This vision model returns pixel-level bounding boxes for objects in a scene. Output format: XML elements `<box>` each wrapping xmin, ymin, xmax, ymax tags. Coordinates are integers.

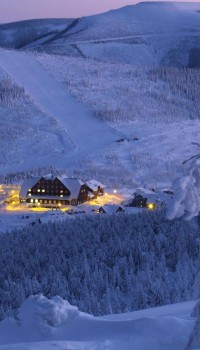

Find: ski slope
<box><xmin>0</xmin><ymin>49</ymin><xmax>117</xmax><ymax>172</ymax></box>
<box><xmin>0</xmin><ymin>295</ymin><xmax>196</xmax><ymax>350</ymax></box>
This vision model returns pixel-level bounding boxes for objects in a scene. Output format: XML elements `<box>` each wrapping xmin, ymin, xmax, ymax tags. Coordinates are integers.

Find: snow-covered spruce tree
<box><xmin>166</xmin><ymin>151</ymin><xmax>200</xmax><ymax>350</ymax></box>
<box><xmin>167</xmin><ymin>152</ymin><xmax>200</xmax><ymax>220</ymax></box>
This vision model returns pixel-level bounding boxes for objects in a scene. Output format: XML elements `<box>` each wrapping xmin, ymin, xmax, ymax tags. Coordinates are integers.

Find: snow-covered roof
<box><xmin>133</xmin><ymin>187</ymin><xmax>156</xmax><ymax>196</ymax></box>
<box><xmin>86</xmin><ymin>180</ymin><xmax>105</xmax><ymax>191</ymax></box>
<box><xmin>61</xmin><ymin>178</ymin><xmax>84</xmax><ymax>199</ymax></box>
<box><xmin>99</xmin><ymin>205</ymin><xmax>124</xmax><ymax>214</ymax></box>
<box><xmin>19</xmin><ymin>177</ymin><xmax>41</xmax><ymax>198</ymax></box>
<box><xmin>133</xmin><ymin>191</ymin><xmax>169</xmax><ymax>204</ymax></box>
<box><xmin>43</xmin><ymin>174</ymin><xmax>57</xmax><ymax>181</ymax></box>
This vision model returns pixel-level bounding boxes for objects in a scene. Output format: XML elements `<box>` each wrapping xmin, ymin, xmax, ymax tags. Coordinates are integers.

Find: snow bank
<box><xmin>0</xmin><ymin>295</ymin><xmax>83</xmax><ymax>345</ymax></box>
<box><xmin>19</xmin><ymin>295</ymin><xmax>80</xmax><ymax>332</ymax></box>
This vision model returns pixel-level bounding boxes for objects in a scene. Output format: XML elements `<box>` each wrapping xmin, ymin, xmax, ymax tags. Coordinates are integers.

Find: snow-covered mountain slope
<box><xmin>19</xmin><ymin>2</ymin><xmax>200</xmax><ymax>67</ymax></box>
<box><xmin>33</xmin><ymin>53</ymin><xmax>200</xmax><ymax>187</ymax></box>
<box><xmin>0</xmin><ymin>49</ymin><xmax>117</xmax><ymax>175</ymax></box>
<box><xmin>1</xmin><ymin>48</ymin><xmax>200</xmax><ymax>187</ymax></box>
<box><xmin>1</xmin><ymin>3</ymin><xmax>200</xmax><ymax>65</ymax></box>
<box><xmin>0</xmin><ymin>295</ymin><xmax>196</xmax><ymax>350</ymax></box>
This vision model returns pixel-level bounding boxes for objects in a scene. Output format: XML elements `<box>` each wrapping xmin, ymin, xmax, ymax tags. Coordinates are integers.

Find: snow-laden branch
<box><xmin>167</xmin><ymin>157</ymin><xmax>200</xmax><ymax>220</ymax></box>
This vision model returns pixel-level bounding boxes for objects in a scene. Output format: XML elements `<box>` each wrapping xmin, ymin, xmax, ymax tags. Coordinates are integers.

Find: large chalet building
<box><xmin>20</xmin><ymin>175</ymin><xmax>89</xmax><ymax>207</ymax></box>
<box><xmin>20</xmin><ymin>175</ymin><xmax>105</xmax><ymax>207</ymax></box>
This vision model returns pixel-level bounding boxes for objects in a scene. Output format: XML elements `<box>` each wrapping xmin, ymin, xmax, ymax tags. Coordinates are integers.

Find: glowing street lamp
<box><xmin>147</xmin><ymin>203</ymin><xmax>155</xmax><ymax>210</ymax></box>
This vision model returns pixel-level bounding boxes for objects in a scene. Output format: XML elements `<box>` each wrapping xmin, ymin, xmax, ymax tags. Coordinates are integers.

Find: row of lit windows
<box><xmin>30</xmin><ymin>199</ymin><xmax>69</xmax><ymax>204</ymax></box>
<box><xmin>28</xmin><ymin>189</ymin><xmax>66</xmax><ymax>195</ymax></box>
<box><xmin>36</xmin><ymin>185</ymin><xmax>63</xmax><ymax>189</ymax></box>
<box><xmin>29</xmin><ymin>193</ymin><xmax>65</xmax><ymax>198</ymax></box>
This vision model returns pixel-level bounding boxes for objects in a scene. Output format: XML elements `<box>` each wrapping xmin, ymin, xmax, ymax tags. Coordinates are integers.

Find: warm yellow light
<box><xmin>11</xmin><ymin>190</ymin><xmax>14</xmax><ymax>194</ymax></box>
<box><xmin>58</xmin><ymin>203</ymin><xmax>61</xmax><ymax>207</ymax></box>
<box><xmin>105</xmin><ymin>193</ymin><xmax>108</xmax><ymax>196</ymax></box>
<box><xmin>148</xmin><ymin>203</ymin><xmax>154</xmax><ymax>210</ymax></box>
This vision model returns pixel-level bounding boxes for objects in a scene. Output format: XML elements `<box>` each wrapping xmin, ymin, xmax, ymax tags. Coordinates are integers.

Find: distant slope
<box><xmin>1</xmin><ymin>2</ymin><xmax>200</xmax><ymax>66</ymax></box>
<box><xmin>0</xmin><ymin>18</ymin><xmax>74</xmax><ymax>49</ymax></box>
<box><xmin>13</xmin><ymin>1</ymin><xmax>200</xmax><ymax>67</ymax></box>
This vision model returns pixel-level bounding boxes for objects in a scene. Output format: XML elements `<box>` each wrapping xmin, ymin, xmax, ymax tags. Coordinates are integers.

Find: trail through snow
<box><xmin>0</xmin><ymin>49</ymin><xmax>117</xmax><ymax>172</ymax></box>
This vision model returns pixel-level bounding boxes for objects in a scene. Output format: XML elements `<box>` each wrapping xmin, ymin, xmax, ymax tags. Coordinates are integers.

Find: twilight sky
<box><xmin>1</xmin><ymin>0</ymin><xmax>199</xmax><ymax>23</ymax></box>
<box><xmin>0</xmin><ymin>0</ymin><xmax>183</xmax><ymax>23</ymax></box>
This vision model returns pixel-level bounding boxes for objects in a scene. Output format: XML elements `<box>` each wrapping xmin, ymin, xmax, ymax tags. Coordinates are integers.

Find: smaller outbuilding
<box><xmin>129</xmin><ymin>193</ymin><xmax>147</xmax><ymax>208</ymax></box>
<box><xmin>97</xmin><ymin>205</ymin><xmax>125</xmax><ymax>214</ymax></box>
<box><xmin>86</xmin><ymin>180</ymin><xmax>105</xmax><ymax>198</ymax></box>
<box><xmin>124</xmin><ymin>188</ymin><xmax>168</xmax><ymax>210</ymax></box>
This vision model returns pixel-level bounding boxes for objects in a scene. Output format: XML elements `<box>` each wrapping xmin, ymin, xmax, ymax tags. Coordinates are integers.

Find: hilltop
<box><xmin>1</xmin><ymin>2</ymin><xmax>200</xmax><ymax>66</ymax></box>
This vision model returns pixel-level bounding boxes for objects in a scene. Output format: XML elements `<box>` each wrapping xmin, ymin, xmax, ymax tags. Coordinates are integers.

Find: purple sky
<box><xmin>0</xmin><ymin>0</ymin><xmax>188</xmax><ymax>23</ymax></box>
<box><xmin>1</xmin><ymin>0</ymin><xmax>199</xmax><ymax>23</ymax></box>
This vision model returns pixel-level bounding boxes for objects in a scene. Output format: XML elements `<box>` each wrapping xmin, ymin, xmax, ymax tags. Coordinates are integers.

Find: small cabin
<box><xmin>128</xmin><ymin>194</ymin><xmax>147</xmax><ymax>208</ymax></box>
<box><xmin>98</xmin><ymin>205</ymin><xmax>125</xmax><ymax>214</ymax></box>
<box><xmin>86</xmin><ymin>180</ymin><xmax>105</xmax><ymax>198</ymax></box>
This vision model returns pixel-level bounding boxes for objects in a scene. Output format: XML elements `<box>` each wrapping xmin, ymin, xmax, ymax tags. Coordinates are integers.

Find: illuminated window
<box><xmin>35</xmin><ymin>199</ymin><xmax>38</xmax><ymax>203</ymax></box>
<box><xmin>37</xmin><ymin>189</ymin><xmax>41</xmax><ymax>192</ymax></box>
<box><xmin>60</xmin><ymin>195</ymin><xmax>63</xmax><ymax>197</ymax></box>
<box><xmin>30</xmin><ymin>199</ymin><xmax>34</xmax><ymax>203</ymax></box>
<box><xmin>28</xmin><ymin>193</ymin><xmax>31</xmax><ymax>196</ymax></box>
<box><xmin>42</xmin><ymin>189</ymin><xmax>45</xmax><ymax>193</ymax></box>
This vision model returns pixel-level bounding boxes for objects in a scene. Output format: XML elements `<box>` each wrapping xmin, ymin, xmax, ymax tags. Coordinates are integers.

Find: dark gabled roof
<box><xmin>99</xmin><ymin>205</ymin><xmax>124</xmax><ymax>214</ymax></box>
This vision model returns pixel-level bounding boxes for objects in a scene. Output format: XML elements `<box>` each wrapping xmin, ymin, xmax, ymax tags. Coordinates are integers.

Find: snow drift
<box><xmin>0</xmin><ymin>295</ymin><xmax>196</xmax><ymax>350</ymax></box>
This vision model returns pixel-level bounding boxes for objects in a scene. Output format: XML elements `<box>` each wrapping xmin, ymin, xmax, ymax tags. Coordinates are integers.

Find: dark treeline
<box><xmin>0</xmin><ymin>211</ymin><xmax>200</xmax><ymax>319</ymax></box>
